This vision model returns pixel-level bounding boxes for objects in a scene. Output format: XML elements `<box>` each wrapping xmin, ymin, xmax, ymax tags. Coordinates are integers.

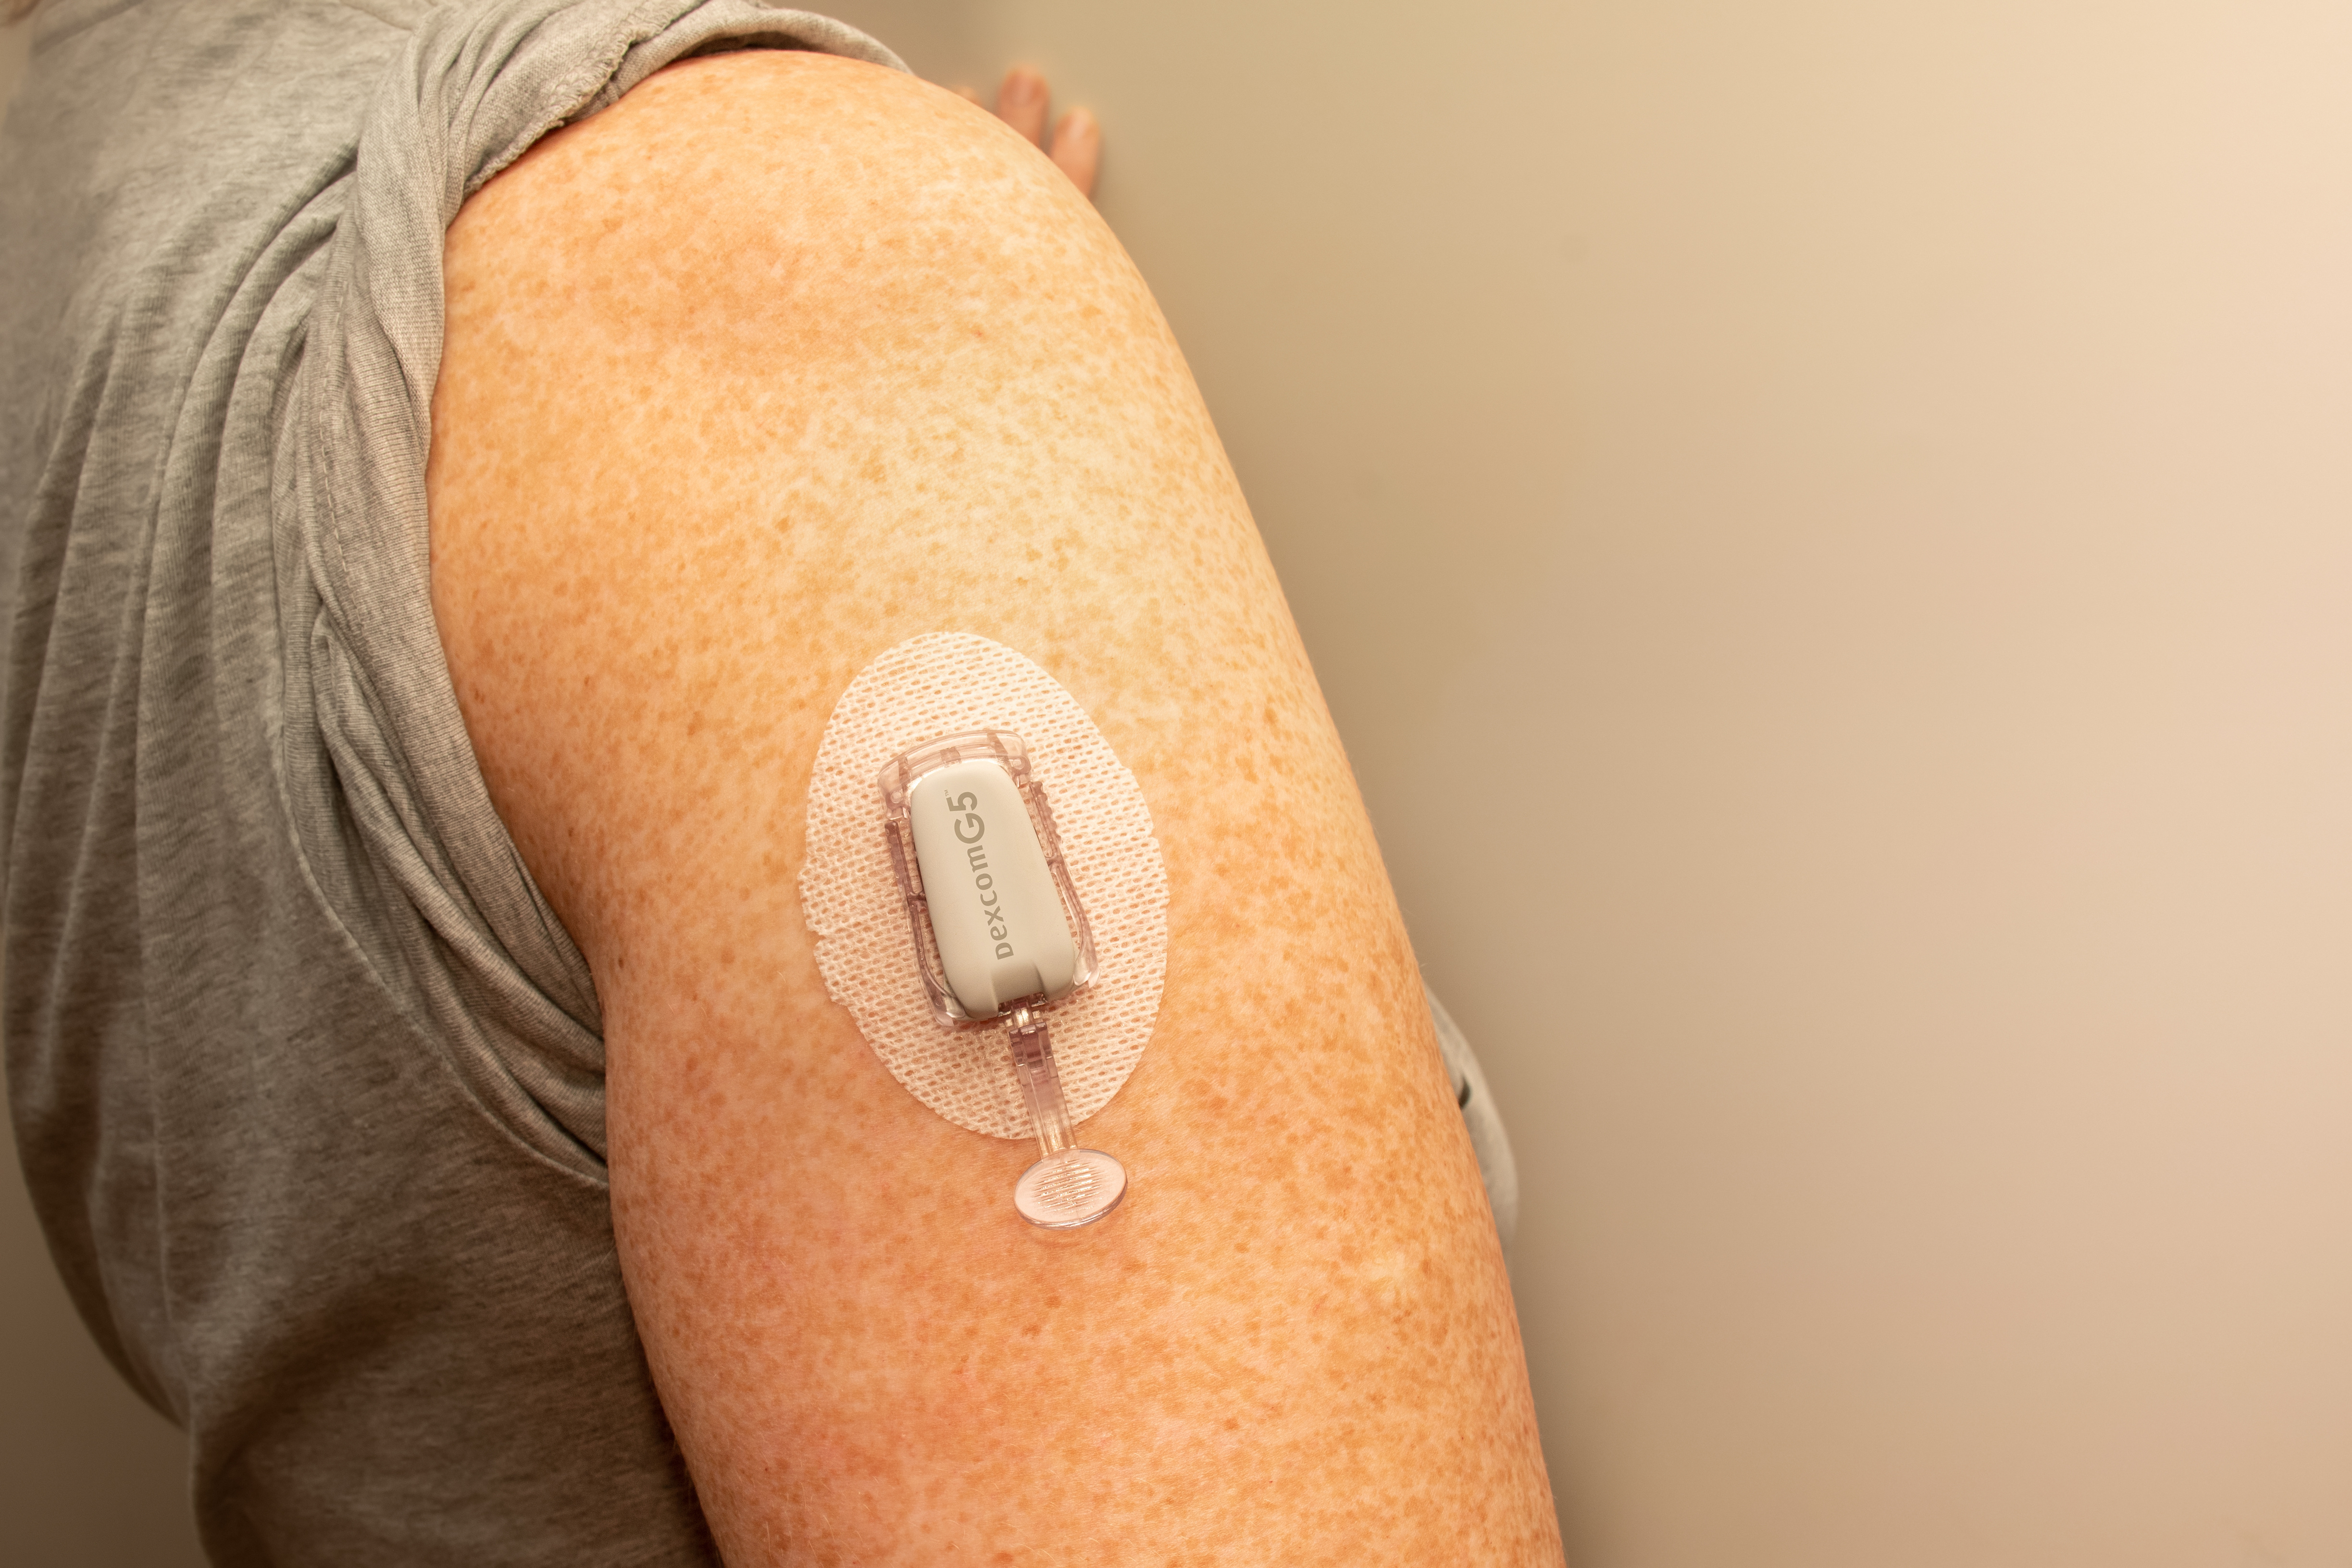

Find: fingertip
<box><xmin>998</xmin><ymin>63</ymin><xmax>1047</xmax><ymax>102</ymax></box>
<box><xmin>996</xmin><ymin>64</ymin><xmax>1049</xmax><ymax>146</ymax></box>
<box><xmin>1048</xmin><ymin>107</ymin><xmax>1100</xmax><ymax>201</ymax></box>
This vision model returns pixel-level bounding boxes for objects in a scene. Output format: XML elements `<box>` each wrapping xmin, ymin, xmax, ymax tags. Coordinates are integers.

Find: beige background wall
<box><xmin>9</xmin><ymin>2</ymin><xmax>2352</xmax><ymax>1563</ymax></box>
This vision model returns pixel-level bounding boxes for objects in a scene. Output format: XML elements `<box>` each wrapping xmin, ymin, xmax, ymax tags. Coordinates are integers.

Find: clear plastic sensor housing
<box><xmin>878</xmin><ymin>730</ymin><xmax>1125</xmax><ymax>1228</ymax></box>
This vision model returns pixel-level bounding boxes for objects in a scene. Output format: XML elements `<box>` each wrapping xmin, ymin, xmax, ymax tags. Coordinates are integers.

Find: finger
<box><xmin>995</xmin><ymin>64</ymin><xmax>1049</xmax><ymax>147</ymax></box>
<box><xmin>950</xmin><ymin>85</ymin><xmax>984</xmax><ymax>107</ymax></box>
<box><xmin>1047</xmin><ymin>107</ymin><xmax>1100</xmax><ymax>200</ymax></box>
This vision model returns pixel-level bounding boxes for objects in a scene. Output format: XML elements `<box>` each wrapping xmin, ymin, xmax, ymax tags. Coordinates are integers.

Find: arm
<box><xmin>427</xmin><ymin>50</ymin><xmax>1560</xmax><ymax>1566</ymax></box>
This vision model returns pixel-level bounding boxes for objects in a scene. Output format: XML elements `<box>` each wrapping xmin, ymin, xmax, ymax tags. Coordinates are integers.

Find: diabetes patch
<box><xmin>799</xmin><ymin>633</ymin><xmax>1170</xmax><ymax>1140</ymax></box>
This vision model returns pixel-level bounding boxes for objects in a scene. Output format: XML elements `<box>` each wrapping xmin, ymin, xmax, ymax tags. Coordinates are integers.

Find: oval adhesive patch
<box><xmin>799</xmin><ymin>633</ymin><xmax>1170</xmax><ymax>1140</ymax></box>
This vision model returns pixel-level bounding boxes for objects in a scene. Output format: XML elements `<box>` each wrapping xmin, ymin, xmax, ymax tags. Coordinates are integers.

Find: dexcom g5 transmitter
<box><xmin>905</xmin><ymin>758</ymin><xmax>1086</xmax><ymax>1017</ymax></box>
<box><xmin>881</xmin><ymin>730</ymin><xmax>1127</xmax><ymax>1227</ymax></box>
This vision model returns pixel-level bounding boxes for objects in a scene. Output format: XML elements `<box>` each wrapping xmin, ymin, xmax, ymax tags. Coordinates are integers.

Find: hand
<box><xmin>955</xmin><ymin>64</ymin><xmax>1100</xmax><ymax>199</ymax></box>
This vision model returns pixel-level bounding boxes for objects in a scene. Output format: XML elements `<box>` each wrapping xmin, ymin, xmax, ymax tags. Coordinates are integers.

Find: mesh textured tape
<box><xmin>801</xmin><ymin>633</ymin><xmax>1170</xmax><ymax>1139</ymax></box>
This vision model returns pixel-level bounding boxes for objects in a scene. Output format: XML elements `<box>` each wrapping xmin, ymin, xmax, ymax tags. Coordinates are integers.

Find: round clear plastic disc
<box><xmin>1014</xmin><ymin>1148</ymin><xmax>1128</xmax><ymax>1228</ymax></box>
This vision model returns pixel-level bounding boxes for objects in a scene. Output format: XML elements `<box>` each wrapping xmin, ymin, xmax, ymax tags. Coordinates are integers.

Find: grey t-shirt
<box><xmin>0</xmin><ymin>3</ymin><xmax>899</xmax><ymax>1561</ymax></box>
<box><xmin>0</xmin><ymin>2</ymin><xmax>1519</xmax><ymax>1561</ymax></box>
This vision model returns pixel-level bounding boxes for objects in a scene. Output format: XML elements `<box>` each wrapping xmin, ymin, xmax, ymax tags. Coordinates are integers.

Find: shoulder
<box><xmin>444</xmin><ymin>48</ymin><xmax>1113</xmax><ymax>356</ymax></box>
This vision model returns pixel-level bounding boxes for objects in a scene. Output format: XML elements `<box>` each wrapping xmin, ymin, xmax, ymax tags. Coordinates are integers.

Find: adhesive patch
<box><xmin>801</xmin><ymin>633</ymin><xmax>1170</xmax><ymax>1140</ymax></box>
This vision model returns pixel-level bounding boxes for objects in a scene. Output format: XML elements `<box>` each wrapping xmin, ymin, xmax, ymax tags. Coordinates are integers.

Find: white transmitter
<box><xmin>880</xmin><ymin>731</ymin><xmax>1127</xmax><ymax>1228</ymax></box>
<box><xmin>907</xmin><ymin>760</ymin><xmax>1082</xmax><ymax>1017</ymax></box>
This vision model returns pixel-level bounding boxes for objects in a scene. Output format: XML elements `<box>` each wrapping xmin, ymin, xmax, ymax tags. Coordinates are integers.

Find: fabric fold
<box><xmin>287</xmin><ymin>0</ymin><xmax>903</xmax><ymax>1163</ymax></box>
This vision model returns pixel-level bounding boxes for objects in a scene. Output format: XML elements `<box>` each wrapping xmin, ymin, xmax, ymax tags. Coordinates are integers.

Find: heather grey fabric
<box><xmin>0</xmin><ymin>1</ymin><xmax>1521</xmax><ymax>1560</ymax></box>
<box><xmin>0</xmin><ymin>3</ymin><xmax>899</xmax><ymax>1562</ymax></box>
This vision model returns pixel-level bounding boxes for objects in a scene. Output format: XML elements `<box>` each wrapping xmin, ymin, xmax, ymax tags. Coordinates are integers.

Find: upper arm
<box><xmin>426</xmin><ymin>50</ymin><xmax>1559</xmax><ymax>1565</ymax></box>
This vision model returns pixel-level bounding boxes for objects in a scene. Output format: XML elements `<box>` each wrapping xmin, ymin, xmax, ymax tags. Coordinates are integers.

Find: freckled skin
<box><xmin>428</xmin><ymin>51</ymin><xmax>1561</xmax><ymax>1568</ymax></box>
